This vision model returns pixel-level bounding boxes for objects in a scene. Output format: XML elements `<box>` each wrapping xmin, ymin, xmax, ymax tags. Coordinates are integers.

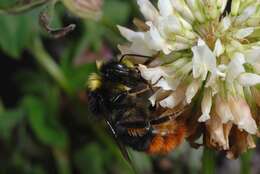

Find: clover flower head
<box><xmin>118</xmin><ymin>0</ymin><xmax>260</xmax><ymax>158</ymax></box>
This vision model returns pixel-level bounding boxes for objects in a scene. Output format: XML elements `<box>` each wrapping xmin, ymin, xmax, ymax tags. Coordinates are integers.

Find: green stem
<box><xmin>202</xmin><ymin>148</ymin><xmax>216</xmax><ymax>174</ymax></box>
<box><xmin>0</xmin><ymin>99</ymin><xmax>4</xmax><ymax>113</ymax></box>
<box><xmin>52</xmin><ymin>148</ymin><xmax>72</xmax><ymax>174</ymax></box>
<box><xmin>91</xmin><ymin>124</ymin><xmax>135</xmax><ymax>173</ymax></box>
<box><xmin>0</xmin><ymin>0</ymin><xmax>49</xmax><ymax>14</ymax></box>
<box><xmin>240</xmin><ymin>151</ymin><xmax>252</xmax><ymax>174</ymax></box>
<box><xmin>30</xmin><ymin>37</ymin><xmax>73</xmax><ymax>95</ymax></box>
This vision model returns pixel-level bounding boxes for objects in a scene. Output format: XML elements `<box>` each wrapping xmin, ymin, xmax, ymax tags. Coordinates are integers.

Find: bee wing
<box><xmin>105</xmin><ymin>120</ymin><xmax>133</xmax><ymax>164</ymax></box>
<box><xmin>105</xmin><ymin>120</ymin><xmax>137</xmax><ymax>173</ymax></box>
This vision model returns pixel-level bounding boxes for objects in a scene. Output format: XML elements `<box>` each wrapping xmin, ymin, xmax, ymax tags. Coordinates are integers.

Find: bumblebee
<box><xmin>87</xmin><ymin>54</ymin><xmax>187</xmax><ymax>161</ymax></box>
<box><xmin>87</xmin><ymin>54</ymin><xmax>155</xmax><ymax>161</ymax></box>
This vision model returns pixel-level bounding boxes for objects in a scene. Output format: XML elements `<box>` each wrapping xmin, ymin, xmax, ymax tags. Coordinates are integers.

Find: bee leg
<box><xmin>128</xmin><ymin>76</ymin><xmax>162</xmax><ymax>97</ymax></box>
<box><xmin>144</xmin><ymin>76</ymin><xmax>163</xmax><ymax>94</ymax></box>
<box><xmin>127</xmin><ymin>86</ymin><xmax>150</xmax><ymax>97</ymax></box>
<box><xmin>110</xmin><ymin>91</ymin><xmax>128</xmax><ymax>105</ymax></box>
<box><xmin>152</xmin><ymin>76</ymin><xmax>164</xmax><ymax>86</ymax></box>
<box><xmin>147</xmin><ymin>83</ymin><xmax>154</xmax><ymax>93</ymax></box>
<box><xmin>143</xmin><ymin>56</ymin><xmax>156</xmax><ymax>66</ymax></box>
<box><xmin>143</xmin><ymin>52</ymin><xmax>160</xmax><ymax>66</ymax></box>
<box><xmin>119</xmin><ymin>53</ymin><xmax>160</xmax><ymax>69</ymax></box>
<box><xmin>119</xmin><ymin>54</ymin><xmax>153</xmax><ymax>62</ymax></box>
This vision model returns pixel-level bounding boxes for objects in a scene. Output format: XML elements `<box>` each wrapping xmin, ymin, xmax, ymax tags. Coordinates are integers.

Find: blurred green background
<box><xmin>0</xmin><ymin>0</ymin><xmax>259</xmax><ymax>173</ymax></box>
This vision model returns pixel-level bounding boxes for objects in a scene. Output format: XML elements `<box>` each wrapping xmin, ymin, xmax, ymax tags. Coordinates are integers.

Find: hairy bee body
<box><xmin>87</xmin><ymin>56</ymin><xmax>187</xmax><ymax>158</ymax></box>
<box><xmin>116</xmin><ymin>107</ymin><xmax>188</xmax><ymax>154</ymax></box>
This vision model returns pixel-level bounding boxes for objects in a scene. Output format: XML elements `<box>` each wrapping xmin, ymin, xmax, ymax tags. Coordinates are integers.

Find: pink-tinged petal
<box><xmin>228</xmin><ymin>96</ymin><xmax>257</xmax><ymax>134</ymax></box>
<box><xmin>206</xmin><ymin>113</ymin><xmax>230</xmax><ymax>150</ymax></box>
<box><xmin>215</xmin><ymin>95</ymin><xmax>234</xmax><ymax>123</ymax></box>
<box><xmin>247</xmin><ymin>135</ymin><xmax>256</xmax><ymax>149</ymax></box>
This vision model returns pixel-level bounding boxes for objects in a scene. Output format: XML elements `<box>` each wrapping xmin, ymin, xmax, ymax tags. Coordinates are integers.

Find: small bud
<box><xmin>62</xmin><ymin>0</ymin><xmax>103</xmax><ymax>20</ymax></box>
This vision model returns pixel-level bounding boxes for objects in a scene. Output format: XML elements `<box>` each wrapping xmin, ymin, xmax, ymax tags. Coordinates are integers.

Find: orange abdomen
<box><xmin>147</xmin><ymin>124</ymin><xmax>187</xmax><ymax>154</ymax></box>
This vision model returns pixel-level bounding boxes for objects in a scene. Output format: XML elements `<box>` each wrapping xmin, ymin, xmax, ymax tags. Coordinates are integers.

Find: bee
<box><xmin>87</xmin><ymin>54</ymin><xmax>155</xmax><ymax>162</ymax></box>
<box><xmin>87</xmin><ymin>54</ymin><xmax>187</xmax><ymax>161</ymax></box>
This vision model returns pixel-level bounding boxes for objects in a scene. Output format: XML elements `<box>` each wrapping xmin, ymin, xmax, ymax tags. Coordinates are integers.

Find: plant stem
<box><xmin>52</xmin><ymin>148</ymin><xmax>72</xmax><ymax>174</ymax></box>
<box><xmin>0</xmin><ymin>0</ymin><xmax>49</xmax><ymax>14</ymax></box>
<box><xmin>240</xmin><ymin>151</ymin><xmax>252</xmax><ymax>174</ymax></box>
<box><xmin>202</xmin><ymin>148</ymin><xmax>216</xmax><ymax>174</ymax></box>
<box><xmin>91</xmin><ymin>124</ymin><xmax>136</xmax><ymax>174</ymax></box>
<box><xmin>0</xmin><ymin>99</ymin><xmax>4</xmax><ymax>113</ymax></box>
<box><xmin>30</xmin><ymin>37</ymin><xmax>73</xmax><ymax>95</ymax></box>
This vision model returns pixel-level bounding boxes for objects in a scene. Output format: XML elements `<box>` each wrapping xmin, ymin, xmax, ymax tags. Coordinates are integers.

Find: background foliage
<box><xmin>0</xmin><ymin>0</ymin><xmax>259</xmax><ymax>173</ymax></box>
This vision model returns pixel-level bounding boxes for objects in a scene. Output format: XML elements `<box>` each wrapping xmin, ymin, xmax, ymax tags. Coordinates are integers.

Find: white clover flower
<box><xmin>118</xmin><ymin>0</ymin><xmax>260</xmax><ymax>157</ymax></box>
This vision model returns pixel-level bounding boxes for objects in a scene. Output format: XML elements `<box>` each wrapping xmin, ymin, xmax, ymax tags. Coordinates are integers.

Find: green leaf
<box><xmin>103</xmin><ymin>0</ymin><xmax>131</xmax><ymax>25</ymax></box>
<box><xmin>11</xmin><ymin>152</ymin><xmax>46</xmax><ymax>174</ymax></box>
<box><xmin>0</xmin><ymin>10</ymin><xmax>39</xmax><ymax>59</ymax></box>
<box><xmin>60</xmin><ymin>44</ymin><xmax>97</xmax><ymax>93</ymax></box>
<box><xmin>53</xmin><ymin>148</ymin><xmax>72</xmax><ymax>174</ymax></box>
<box><xmin>84</xmin><ymin>21</ymin><xmax>104</xmax><ymax>51</ymax></box>
<box><xmin>15</xmin><ymin>70</ymin><xmax>51</xmax><ymax>96</ymax></box>
<box><xmin>74</xmin><ymin>143</ymin><xmax>106</xmax><ymax>174</ymax></box>
<box><xmin>129</xmin><ymin>150</ymin><xmax>152</xmax><ymax>174</ymax></box>
<box><xmin>66</xmin><ymin>63</ymin><xmax>96</xmax><ymax>92</ymax></box>
<box><xmin>0</xmin><ymin>109</ymin><xmax>23</xmax><ymax>140</ymax></box>
<box><xmin>0</xmin><ymin>0</ymin><xmax>17</xmax><ymax>8</ymax></box>
<box><xmin>23</xmin><ymin>96</ymin><xmax>68</xmax><ymax>149</ymax></box>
